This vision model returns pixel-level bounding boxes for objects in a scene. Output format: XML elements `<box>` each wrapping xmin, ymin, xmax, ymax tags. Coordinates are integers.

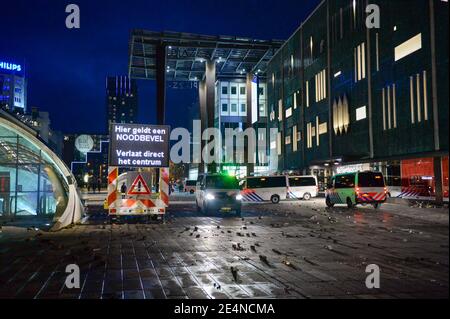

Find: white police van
<box><xmin>287</xmin><ymin>176</ymin><xmax>318</xmax><ymax>200</ymax></box>
<box><xmin>241</xmin><ymin>176</ymin><xmax>288</xmax><ymax>204</ymax></box>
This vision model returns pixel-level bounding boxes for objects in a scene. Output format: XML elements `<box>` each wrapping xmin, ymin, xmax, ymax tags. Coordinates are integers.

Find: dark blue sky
<box><xmin>1</xmin><ymin>0</ymin><xmax>320</xmax><ymax>134</ymax></box>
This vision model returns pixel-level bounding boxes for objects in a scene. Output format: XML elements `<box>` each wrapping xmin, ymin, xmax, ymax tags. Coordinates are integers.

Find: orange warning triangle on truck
<box><xmin>128</xmin><ymin>174</ymin><xmax>151</xmax><ymax>195</ymax></box>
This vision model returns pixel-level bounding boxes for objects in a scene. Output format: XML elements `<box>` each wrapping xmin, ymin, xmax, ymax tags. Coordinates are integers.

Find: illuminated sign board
<box><xmin>75</xmin><ymin>135</ymin><xmax>94</xmax><ymax>153</ymax></box>
<box><xmin>0</xmin><ymin>61</ymin><xmax>22</xmax><ymax>72</ymax></box>
<box><xmin>109</xmin><ymin>123</ymin><xmax>170</xmax><ymax>168</ymax></box>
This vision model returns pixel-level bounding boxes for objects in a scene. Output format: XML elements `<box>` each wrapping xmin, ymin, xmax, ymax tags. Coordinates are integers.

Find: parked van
<box><xmin>325</xmin><ymin>171</ymin><xmax>388</xmax><ymax>209</ymax></box>
<box><xmin>184</xmin><ymin>180</ymin><xmax>197</xmax><ymax>194</ymax></box>
<box><xmin>287</xmin><ymin>176</ymin><xmax>318</xmax><ymax>200</ymax></box>
<box><xmin>241</xmin><ymin>176</ymin><xmax>287</xmax><ymax>204</ymax></box>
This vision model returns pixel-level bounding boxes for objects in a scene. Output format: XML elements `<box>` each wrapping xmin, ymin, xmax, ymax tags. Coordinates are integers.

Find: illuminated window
<box><xmin>285</xmin><ymin>135</ymin><xmax>291</xmax><ymax>145</ymax></box>
<box><xmin>305</xmin><ymin>81</ymin><xmax>310</xmax><ymax>107</ymax></box>
<box><xmin>382</xmin><ymin>84</ymin><xmax>397</xmax><ymax>130</ymax></box>
<box><xmin>278</xmin><ymin>99</ymin><xmax>283</xmax><ymax>121</ymax></box>
<box><xmin>354</xmin><ymin>42</ymin><xmax>366</xmax><ymax>82</ymax></box>
<box><xmin>315</xmin><ymin>69</ymin><xmax>327</xmax><ymax>102</ymax></box>
<box><xmin>277</xmin><ymin>132</ymin><xmax>282</xmax><ymax>155</ymax></box>
<box><xmin>292</xmin><ymin>125</ymin><xmax>298</xmax><ymax>152</ymax></box>
<box><xmin>395</xmin><ymin>33</ymin><xmax>422</xmax><ymax>61</ymax></box>
<box><xmin>409</xmin><ymin>71</ymin><xmax>429</xmax><ymax>124</ymax></box>
<box><xmin>306</xmin><ymin>122</ymin><xmax>312</xmax><ymax>149</ymax></box>
<box><xmin>356</xmin><ymin>106</ymin><xmax>367</xmax><ymax>121</ymax></box>
<box><xmin>285</xmin><ymin>107</ymin><xmax>292</xmax><ymax>118</ymax></box>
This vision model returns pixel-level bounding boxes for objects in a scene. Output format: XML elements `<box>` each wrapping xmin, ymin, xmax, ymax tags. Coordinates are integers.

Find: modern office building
<box><xmin>263</xmin><ymin>0</ymin><xmax>449</xmax><ymax>201</ymax></box>
<box><xmin>106</xmin><ymin>76</ymin><xmax>138</xmax><ymax>132</ymax></box>
<box><xmin>0</xmin><ymin>109</ymin><xmax>82</xmax><ymax>229</ymax></box>
<box><xmin>0</xmin><ymin>59</ymin><xmax>27</xmax><ymax>113</ymax></box>
<box><xmin>214</xmin><ymin>79</ymin><xmax>269</xmax><ymax>177</ymax></box>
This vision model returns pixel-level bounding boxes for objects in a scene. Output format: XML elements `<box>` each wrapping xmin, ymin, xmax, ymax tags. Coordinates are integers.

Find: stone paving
<box><xmin>0</xmin><ymin>199</ymin><xmax>448</xmax><ymax>299</ymax></box>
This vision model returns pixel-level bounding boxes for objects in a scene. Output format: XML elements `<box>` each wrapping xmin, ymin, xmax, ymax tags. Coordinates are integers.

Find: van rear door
<box><xmin>356</xmin><ymin>172</ymin><xmax>387</xmax><ymax>202</ymax></box>
<box><xmin>288</xmin><ymin>176</ymin><xmax>318</xmax><ymax>199</ymax></box>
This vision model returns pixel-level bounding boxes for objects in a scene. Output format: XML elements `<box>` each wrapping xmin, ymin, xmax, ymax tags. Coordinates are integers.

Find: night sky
<box><xmin>1</xmin><ymin>0</ymin><xmax>320</xmax><ymax>134</ymax></box>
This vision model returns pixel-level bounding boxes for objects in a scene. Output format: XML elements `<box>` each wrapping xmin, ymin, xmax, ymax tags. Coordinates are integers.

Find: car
<box><xmin>195</xmin><ymin>174</ymin><xmax>242</xmax><ymax>216</ymax></box>
<box><xmin>325</xmin><ymin>171</ymin><xmax>388</xmax><ymax>209</ymax></box>
<box><xmin>184</xmin><ymin>180</ymin><xmax>197</xmax><ymax>194</ymax></box>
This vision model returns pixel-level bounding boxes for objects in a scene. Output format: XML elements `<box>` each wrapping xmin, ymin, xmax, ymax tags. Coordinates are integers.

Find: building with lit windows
<box><xmin>214</xmin><ymin>79</ymin><xmax>269</xmax><ymax>178</ymax></box>
<box><xmin>0</xmin><ymin>109</ymin><xmax>82</xmax><ymax>229</ymax></box>
<box><xmin>106</xmin><ymin>76</ymin><xmax>138</xmax><ymax>132</ymax></box>
<box><xmin>0</xmin><ymin>59</ymin><xmax>27</xmax><ymax>113</ymax></box>
<box><xmin>263</xmin><ymin>0</ymin><xmax>448</xmax><ymax>202</ymax></box>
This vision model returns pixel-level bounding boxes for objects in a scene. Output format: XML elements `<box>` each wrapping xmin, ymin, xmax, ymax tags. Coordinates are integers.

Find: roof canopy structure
<box><xmin>128</xmin><ymin>30</ymin><xmax>284</xmax><ymax>81</ymax></box>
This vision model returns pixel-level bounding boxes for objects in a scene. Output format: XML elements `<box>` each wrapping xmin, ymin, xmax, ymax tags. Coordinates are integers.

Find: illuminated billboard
<box><xmin>109</xmin><ymin>123</ymin><xmax>170</xmax><ymax>168</ymax></box>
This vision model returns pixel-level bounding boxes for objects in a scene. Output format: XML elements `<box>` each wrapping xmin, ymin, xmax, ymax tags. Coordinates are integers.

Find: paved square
<box><xmin>0</xmin><ymin>199</ymin><xmax>448</xmax><ymax>299</ymax></box>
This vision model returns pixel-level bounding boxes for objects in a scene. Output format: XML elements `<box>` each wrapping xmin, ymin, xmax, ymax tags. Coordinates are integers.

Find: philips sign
<box><xmin>0</xmin><ymin>62</ymin><xmax>22</xmax><ymax>72</ymax></box>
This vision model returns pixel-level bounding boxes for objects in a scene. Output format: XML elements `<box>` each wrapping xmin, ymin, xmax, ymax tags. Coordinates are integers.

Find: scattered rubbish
<box><xmin>250</xmin><ymin>245</ymin><xmax>256</xmax><ymax>252</ymax></box>
<box><xmin>195</xmin><ymin>234</ymin><xmax>200</xmax><ymax>238</ymax></box>
<box><xmin>236</xmin><ymin>232</ymin><xmax>244</xmax><ymax>237</ymax></box>
<box><xmin>232</xmin><ymin>243</ymin><xmax>245</xmax><ymax>251</ymax></box>
<box><xmin>259</xmin><ymin>255</ymin><xmax>270</xmax><ymax>266</ymax></box>
<box><xmin>303</xmin><ymin>257</ymin><xmax>317</xmax><ymax>266</ymax></box>
<box><xmin>216</xmin><ymin>225</ymin><xmax>220</xmax><ymax>229</ymax></box>
<box><xmin>230</xmin><ymin>267</ymin><xmax>239</xmax><ymax>282</ymax></box>
<box><xmin>213</xmin><ymin>283</ymin><xmax>221</xmax><ymax>290</ymax></box>
<box><xmin>194</xmin><ymin>226</ymin><xmax>198</xmax><ymax>232</ymax></box>
<box><xmin>242</xmin><ymin>226</ymin><xmax>247</xmax><ymax>230</ymax></box>
<box><xmin>251</xmin><ymin>233</ymin><xmax>257</xmax><ymax>237</ymax></box>
<box><xmin>272</xmin><ymin>249</ymin><xmax>282</xmax><ymax>255</ymax></box>
<box><xmin>246</xmin><ymin>233</ymin><xmax>250</xmax><ymax>237</ymax></box>
<box><xmin>282</xmin><ymin>259</ymin><xmax>297</xmax><ymax>270</ymax></box>
<box><xmin>325</xmin><ymin>245</ymin><xmax>333</xmax><ymax>251</ymax></box>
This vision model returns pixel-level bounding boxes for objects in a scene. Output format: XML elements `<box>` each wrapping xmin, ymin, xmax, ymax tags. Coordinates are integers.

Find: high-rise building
<box><xmin>106</xmin><ymin>76</ymin><xmax>138</xmax><ymax>132</ymax></box>
<box><xmin>262</xmin><ymin>0</ymin><xmax>449</xmax><ymax>202</ymax></box>
<box><xmin>0</xmin><ymin>59</ymin><xmax>27</xmax><ymax>113</ymax></box>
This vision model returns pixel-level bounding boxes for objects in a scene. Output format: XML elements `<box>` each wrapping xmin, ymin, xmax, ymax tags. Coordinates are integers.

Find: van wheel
<box><xmin>303</xmin><ymin>193</ymin><xmax>311</xmax><ymax>201</ymax></box>
<box><xmin>235</xmin><ymin>209</ymin><xmax>242</xmax><ymax>218</ymax></box>
<box><xmin>347</xmin><ymin>197</ymin><xmax>355</xmax><ymax>209</ymax></box>
<box><xmin>270</xmin><ymin>195</ymin><xmax>280</xmax><ymax>204</ymax></box>
<box><xmin>189</xmin><ymin>189</ymin><xmax>194</xmax><ymax>194</ymax></box>
<box><xmin>373</xmin><ymin>203</ymin><xmax>380</xmax><ymax>209</ymax></box>
<box><xmin>325</xmin><ymin>196</ymin><xmax>334</xmax><ymax>208</ymax></box>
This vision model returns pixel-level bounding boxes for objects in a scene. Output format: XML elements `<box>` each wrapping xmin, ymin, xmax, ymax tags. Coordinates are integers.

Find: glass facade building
<box><xmin>0</xmin><ymin>110</ymin><xmax>82</xmax><ymax>228</ymax></box>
